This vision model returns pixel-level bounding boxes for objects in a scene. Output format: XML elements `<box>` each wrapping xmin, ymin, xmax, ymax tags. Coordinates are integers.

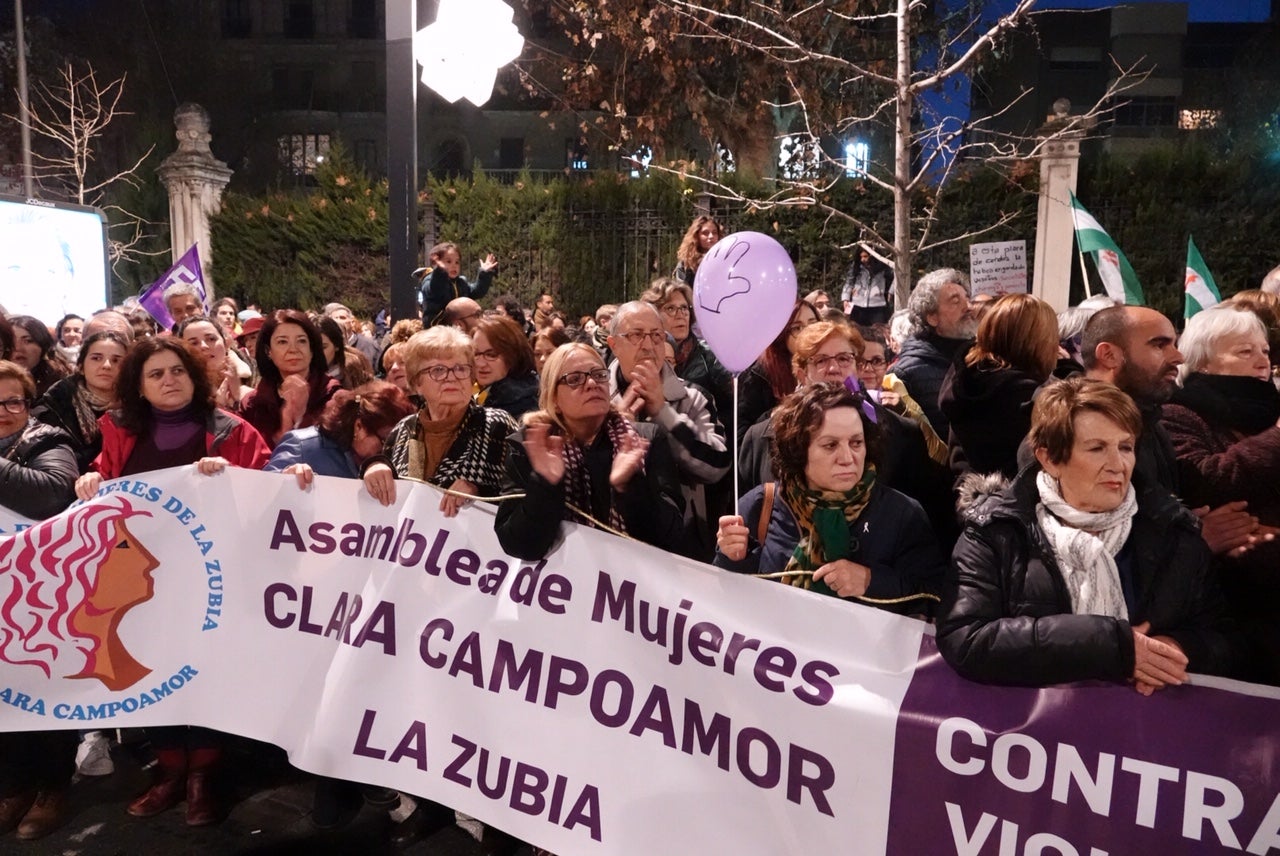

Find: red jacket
<box><xmin>93</xmin><ymin>408</ymin><xmax>271</xmax><ymax>478</ymax></box>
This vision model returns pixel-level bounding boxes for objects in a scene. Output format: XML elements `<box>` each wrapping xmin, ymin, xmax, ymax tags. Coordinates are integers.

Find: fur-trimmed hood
<box><xmin>955</xmin><ymin>469</ymin><xmax>1012</xmax><ymax>523</ymax></box>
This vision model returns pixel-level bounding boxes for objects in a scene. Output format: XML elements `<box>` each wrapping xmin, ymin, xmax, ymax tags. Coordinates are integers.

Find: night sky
<box><xmin>1021</xmin><ymin>0</ymin><xmax>1270</xmax><ymax>22</ymax></box>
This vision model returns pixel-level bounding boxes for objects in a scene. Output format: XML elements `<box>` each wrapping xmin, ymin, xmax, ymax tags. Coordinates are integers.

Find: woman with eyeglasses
<box><xmin>856</xmin><ymin>325</ymin><xmax>947</xmax><ymax>465</ymax></box>
<box><xmin>938</xmin><ymin>293</ymin><xmax>1059</xmax><ymax>479</ymax></box>
<box><xmin>362</xmin><ymin>326</ymin><xmax>516</xmax><ymax>517</ymax></box>
<box><xmin>716</xmin><ymin>382</ymin><xmax>946</xmax><ymax>618</ymax></box>
<box><xmin>739</xmin><ymin>320</ymin><xmax>865</xmax><ymax>493</ymax></box>
<box><xmin>0</xmin><ymin>360</ymin><xmax>79</xmax><ymax>840</ymax></box>
<box><xmin>32</xmin><ymin>331</ymin><xmax>131</xmax><ymax>473</ymax></box>
<box><xmin>240</xmin><ymin>311</ymin><xmax>342</xmax><ymax>449</ymax></box>
<box><xmin>0</xmin><ymin>360</ymin><xmax>78</xmax><ymax>520</ymax></box>
<box><xmin>640</xmin><ymin>276</ymin><xmax>732</xmax><ymax>433</ymax></box>
<box><xmin>472</xmin><ymin>315</ymin><xmax>539</xmax><ymax>420</ymax></box>
<box><xmin>736</xmin><ymin>298</ymin><xmax>820</xmax><ymax>443</ymax></box>
<box><xmin>495</xmin><ymin>343</ymin><xmax>686</xmax><ymax>560</ymax></box>
<box><xmin>739</xmin><ymin>321</ymin><xmax>958</xmax><ymax>547</ymax></box>
<box><xmin>71</xmin><ymin>337</ymin><xmax>269</xmax><ymax>828</ymax></box>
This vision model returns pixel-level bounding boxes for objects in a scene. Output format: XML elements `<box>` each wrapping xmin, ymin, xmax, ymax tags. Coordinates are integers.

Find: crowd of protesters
<box><xmin>1</xmin><ymin>222</ymin><xmax>1278</xmax><ymax>851</ymax></box>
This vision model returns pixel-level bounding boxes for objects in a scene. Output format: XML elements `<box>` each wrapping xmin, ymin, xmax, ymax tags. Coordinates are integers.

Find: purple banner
<box><xmin>888</xmin><ymin>635</ymin><xmax>1280</xmax><ymax>855</ymax></box>
<box><xmin>138</xmin><ymin>244</ymin><xmax>205</xmax><ymax>329</ymax></box>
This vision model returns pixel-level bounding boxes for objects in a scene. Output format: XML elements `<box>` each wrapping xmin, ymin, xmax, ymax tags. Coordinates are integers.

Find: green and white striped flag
<box><xmin>1069</xmin><ymin>192</ymin><xmax>1144</xmax><ymax>305</ymax></box>
<box><xmin>1184</xmin><ymin>236</ymin><xmax>1222</xmax><ymax>319</ymax></box>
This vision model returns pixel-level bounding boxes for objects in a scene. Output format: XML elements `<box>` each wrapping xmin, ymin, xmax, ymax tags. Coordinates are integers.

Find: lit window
<box><xmin>845</xmin><ymin>141</ymin><xmax>870</xmax><ymax>177</ymax></box>
<box><xmin>567</xmin><ymin>137</ymin><xmax>590</xmax><ymax>171</ymax></box>
<box><xmin>278</xmin><ymin>133</ymin><xmax>331</xmax><ymax>176</ymax></box>
<box><xmin>715</xmin><ymin>142</ymin><xmax>736</xmax><ymax>175</ymax></box>
<box><xmin>1179</xmin><ymin>109</ymin><xmax>1223</xmax><ymax>130</ymax></box>
<box><xmin>779</xmin><ymin>135</ymin><xmax>821</xmax><ymax>180</ymax></box>
<box><xmin>626</xmin><ymin>144</ymin><xmax>652</xmax><ymax>178</ymax></box>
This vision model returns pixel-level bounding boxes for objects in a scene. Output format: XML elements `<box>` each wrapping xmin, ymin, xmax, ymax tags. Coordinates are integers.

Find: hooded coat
<box><xmin>938</xmin><ymin>466</ymin><xmax>1240</xmax><ymax>687</ymax></box>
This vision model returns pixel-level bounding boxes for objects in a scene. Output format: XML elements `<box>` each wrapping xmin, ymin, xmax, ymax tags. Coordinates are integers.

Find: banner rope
<box><xmin>396</xmin><ymin>478</ymin><xmax>633</xmax><ymax>539</ymax></box>
<box><xmin>401</xmin><ymin>480</ymin><xmax>941</xmax><ymax>604</ymax></box>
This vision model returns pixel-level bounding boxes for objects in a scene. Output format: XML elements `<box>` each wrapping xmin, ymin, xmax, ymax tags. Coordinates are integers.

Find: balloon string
<box><xmin>732</xmin><ymin>372</ymin><xmax>740</xmax><ymax>511</ymax></box>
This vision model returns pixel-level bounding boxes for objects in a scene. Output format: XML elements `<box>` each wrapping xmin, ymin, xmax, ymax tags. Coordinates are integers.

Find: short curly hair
<box><xmin>1029</xmin><ymin>377</ymin><xmax>1142</xmax><ymax>466</ymax></box>
<box><xmin>770</xmin><ymin>382</ymin><xmax>881</xmax><ymax>485</ymax></box>
<box><xmin>907</xmin><ymin>268</ymin><xmax>969</xmax><ymax>337</ymax></box>
<box><xmin>790</xmin><ymin>321</ymin><xmax>864</xmax><ymax>382</ymax></box>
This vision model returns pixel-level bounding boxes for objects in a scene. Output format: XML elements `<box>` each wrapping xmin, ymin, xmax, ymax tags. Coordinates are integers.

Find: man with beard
<box><xmin>894</xmin><ymin>268</ymin><xmax>977</xmax><ymax>438</ymax></box>
<box><xmin>1082</xmin><ymin>305</ymin><xmax>1271</xmax><ymax>556</ymax></box>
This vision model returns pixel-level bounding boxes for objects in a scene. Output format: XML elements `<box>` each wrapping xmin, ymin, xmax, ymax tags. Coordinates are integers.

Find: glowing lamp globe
<box><xmin>414</xmin><ymin>0</ymin><xmax>524</xmax><ymax>108</ymax></box>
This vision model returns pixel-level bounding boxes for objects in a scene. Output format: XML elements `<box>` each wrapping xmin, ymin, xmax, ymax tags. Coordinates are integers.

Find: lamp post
<box><xmin>384</xmin><ymin>0</ymin><xmax>524</xmax><ymax>322</ymax></box>
<box><xmin>385</xmin><ymin>0</ymin><xmax>422</xmax><ymax>322</ymax></box>
<box><xmin>15</xmin><ymin>0</ymin><xmax>34</xmax><ymax>197</ymax></box>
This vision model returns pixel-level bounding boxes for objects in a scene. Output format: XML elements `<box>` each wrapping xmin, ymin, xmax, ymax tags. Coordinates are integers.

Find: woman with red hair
<box><xmin>736</xmin><ymin>299</ymin><xmax>819</xmax><ymax>442</ymax></box>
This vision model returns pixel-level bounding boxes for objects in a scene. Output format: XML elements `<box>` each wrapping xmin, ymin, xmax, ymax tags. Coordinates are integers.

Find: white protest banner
<box><xmin>968</xmin><ymin>240</ymin><xmax>1027</xmax><ymax>297</ymax></box>
<box><xmin>1</xmin><ymin>468</ymin><xmax>1279</xmax><ymax>855</ymax></box>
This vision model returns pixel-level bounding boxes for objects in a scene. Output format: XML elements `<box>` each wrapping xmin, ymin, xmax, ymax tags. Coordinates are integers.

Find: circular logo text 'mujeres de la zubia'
<box><xmin>0</xmin><ymin>496</ymin><xmax>202</xmax><ymax>721</ymax></box>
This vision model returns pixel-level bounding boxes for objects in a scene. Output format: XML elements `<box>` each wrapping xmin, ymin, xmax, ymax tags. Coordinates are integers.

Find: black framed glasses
<box><xmin>857</xmin><ymin>356</ymin><xmax>887</xmax><ymax>369</ymax></box>
<box><xmin>474</xmin><ymin>349</ymin><xmax>502</xmax><ymax>361</ymax></box>
<box><xmin>414</xmin><ymin>364</ymin><xmax>472</xmax><ymax>383</ymax></box>
<box><xmin>0</xmin><ymin>398</ymin><xmax>29</xmax><ymax>414</ymax></box>
<box><xmin>661</xmin><ymin>304</ymin><xmax>691</xmax><ymax>317</ymax></box>
<box><xmin>557</xmin><ymin>368</ymin><xmax>610</xmax><ymax>389</ymax></box>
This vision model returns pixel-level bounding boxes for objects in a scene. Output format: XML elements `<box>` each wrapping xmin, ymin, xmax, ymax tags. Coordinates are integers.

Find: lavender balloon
<box><xmin>693</xmin><ymin>231</ymin><xmax>798</xmax><ymax>372</ymax></box>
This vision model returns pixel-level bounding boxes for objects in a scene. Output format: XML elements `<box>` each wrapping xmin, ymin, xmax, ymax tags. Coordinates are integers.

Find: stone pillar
<box><xmin>1032</xmin><ymin>99</ymin><xmax>1092</xmax><ymax>312</ymax></box>
<box><xmin>157</xmin><ymin>104</ymin><xmax>233</xmax><ymax>298</ymax></box>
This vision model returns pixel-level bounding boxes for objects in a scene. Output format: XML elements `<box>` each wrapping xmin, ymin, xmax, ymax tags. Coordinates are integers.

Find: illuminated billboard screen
<box><xmin>0</xmin><ymin>194</ymin><xmax>111</xmax><ymax>324</ymax></box>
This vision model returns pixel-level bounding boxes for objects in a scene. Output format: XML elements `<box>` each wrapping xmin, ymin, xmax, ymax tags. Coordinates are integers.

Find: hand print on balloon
<box><xmin>693</xmin><ymin>231</ymin><xmax>798</xmax><ymax>372</ymax></box>
<box><xmin>0</xmin><ymin>497</ymin><xmax>160</xmax><ymax>691</ymax></box>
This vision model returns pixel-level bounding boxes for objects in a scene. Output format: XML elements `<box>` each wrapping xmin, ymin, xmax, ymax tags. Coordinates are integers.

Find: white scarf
<box><xmin>1034</xmin><ymin>470</ymin><xmax>1138</xmax><ymax>620</ymax></box>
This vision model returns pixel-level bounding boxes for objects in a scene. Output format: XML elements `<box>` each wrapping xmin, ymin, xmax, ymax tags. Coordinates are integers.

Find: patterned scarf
<box><xmin>673</xmin><ymin>336</ymin><xmax>696</xmax><ymax>373</ymax></box>
<box><xmin>71</xmin><ymin>376</ymin><xmax>109</xmax><ymax>444</ymax></box>
<box><xmin>386</xmin><ymin>403</ymin><xmax>515</xmax><ymax>494</ymax></box>
<box><xmin>779</xmin><ymin>466</ymin><xmax>876</xmax><ymax>593</ymax></box>
<box><xmin>1034</xmin><ymin>469</ymin><xmax>1137</xmax><ymax>620</ymax></box>
<box><xmin>557</xmin><ymin>411</ymin><xmax>641</xmax><ymax>534</ymax></box>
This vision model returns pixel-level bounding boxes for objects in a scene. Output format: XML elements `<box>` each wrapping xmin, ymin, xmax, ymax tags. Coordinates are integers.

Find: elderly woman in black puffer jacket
<box><xmin>939</xmin><ymin>377</ymin><xmax>1240</xmax><ymax>692</ymax></box>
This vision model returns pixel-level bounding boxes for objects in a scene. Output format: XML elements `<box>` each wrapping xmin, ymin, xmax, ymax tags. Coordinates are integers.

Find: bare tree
<box><xmin>7</xmin><ymin>60</ymin><xmax>164</xmax><ymax>272</ymax></box>
<box><xmin>529</xmin><ymin>0</ymin><xmax>1145</xmax><ymax>302</ymax></box>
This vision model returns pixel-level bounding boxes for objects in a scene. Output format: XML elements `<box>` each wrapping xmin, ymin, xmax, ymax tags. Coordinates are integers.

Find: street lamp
<box><xmin>384</xmin><ymin>0</ymin><xmax>524</xmax><ymax>322</ymax></box>
<box><xmin>414</xmin><ymin>0</ymin><xmax>523</xmax><ymax>108</ymax></box>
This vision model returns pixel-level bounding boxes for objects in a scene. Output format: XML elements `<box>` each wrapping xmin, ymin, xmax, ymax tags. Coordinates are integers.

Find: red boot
<box><xmin>184</xmin><ymin>748</ymin><xmax>222</xmax><ymax>827</ymax></box>
<box><xmin>127</xmin><ymin>749</ymin><xmax>187</xmax><ymax>818</ymax></box>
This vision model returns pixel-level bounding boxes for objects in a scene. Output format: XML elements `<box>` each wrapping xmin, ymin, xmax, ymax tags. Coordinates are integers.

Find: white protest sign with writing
<box><xmin>968</xmin><ymin>240</ymin><xmax>1028</xmax><ymax>297</ymax></box>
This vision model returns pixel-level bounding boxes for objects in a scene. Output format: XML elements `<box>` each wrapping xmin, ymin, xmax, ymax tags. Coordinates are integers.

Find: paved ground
<box><xmin>6</xmin><ymin>736</ymin><xmax>530</xmax><ymax>856</ymax></box>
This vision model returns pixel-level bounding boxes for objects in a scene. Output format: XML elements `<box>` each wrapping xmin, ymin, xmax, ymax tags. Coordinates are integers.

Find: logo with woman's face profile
<box><xmin>0</xmin><ymin>498</ymin><xmax>160</xmax><ymax>691</ymax></box>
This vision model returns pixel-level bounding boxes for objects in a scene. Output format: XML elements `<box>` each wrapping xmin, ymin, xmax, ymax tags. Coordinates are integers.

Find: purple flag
<box><xmin>138</xmin><ymin>244</ymin><xmax>206</xmax><ymax>329</ymax></box>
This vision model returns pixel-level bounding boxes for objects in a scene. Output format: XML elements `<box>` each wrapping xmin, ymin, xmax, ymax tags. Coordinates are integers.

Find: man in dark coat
<box><xmin>894</xmin><ymin>268</ymin><xmax>976</xmax><ymax>438</ymax></box>
<box><xmin>1080</xmin><ymin>305</ymin><xmax>1267</xmax><ymax>557</ymax></box>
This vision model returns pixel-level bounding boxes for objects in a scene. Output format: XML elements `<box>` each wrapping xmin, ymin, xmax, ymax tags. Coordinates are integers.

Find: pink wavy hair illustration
<box><xmin>0</xmin><ymin>497</ymin><xmax>151</xmax><ymax>678</ymax></box>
